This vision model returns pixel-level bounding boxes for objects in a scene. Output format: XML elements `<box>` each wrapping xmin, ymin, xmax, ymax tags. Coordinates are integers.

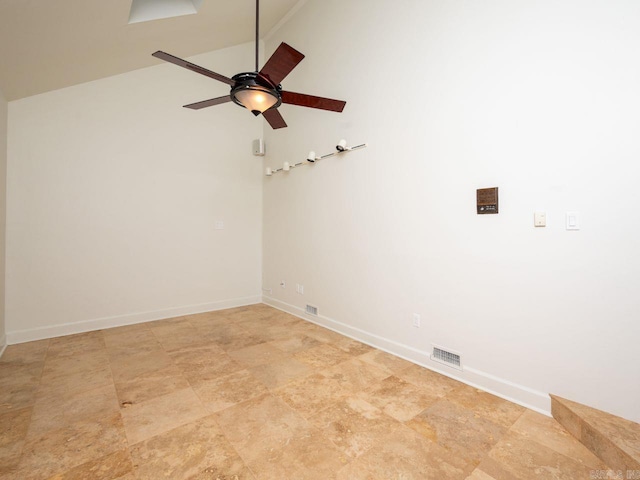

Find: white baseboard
<box><xmin>6</xmin><ymin>295</ymin><xmax>262</xmax><ymax>345</ymax></box>
<box><xmin>263</xmin><ymin>295</ymin><xmax>551</xmax><ymax>417</ymax></box>
<box><xmin>0</xmin><ymin>334</ymin><xmax>6</xmax><ymax>359</ymax></box>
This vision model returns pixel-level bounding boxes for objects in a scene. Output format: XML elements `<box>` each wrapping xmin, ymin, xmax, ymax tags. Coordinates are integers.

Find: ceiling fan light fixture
<box><xmin>233</xmin><ymin>87</ymin><xmax>279</xmax><ymax>115</ymax></box>
<box><xmin>230</xmin><ymin>72</ymin><xmax>281</xmax><ymax>116</ymax></box>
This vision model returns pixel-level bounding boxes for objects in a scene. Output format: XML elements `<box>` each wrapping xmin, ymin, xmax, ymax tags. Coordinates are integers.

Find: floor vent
<box><xmin>305</xmin><ymin>304</ymin><xmax>318</xmax><ymax>316</ymax></box>
<box><xmin>431</xmin><ymin>345</ymin><xmax>462</xmax><ymax>370</ymax></box>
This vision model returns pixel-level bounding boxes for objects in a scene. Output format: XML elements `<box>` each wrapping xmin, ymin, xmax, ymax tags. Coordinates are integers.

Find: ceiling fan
<box><xmin>151</xmin><ymin>0</ymin><xmax>346</xmax><ymax>129</ymax></box>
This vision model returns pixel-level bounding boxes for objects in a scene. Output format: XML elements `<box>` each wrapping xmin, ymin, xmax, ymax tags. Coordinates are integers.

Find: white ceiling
<box><xmin>0</xmin><ymin>0</ymin><xmax>302</xmax><ymax>101</ymax></box>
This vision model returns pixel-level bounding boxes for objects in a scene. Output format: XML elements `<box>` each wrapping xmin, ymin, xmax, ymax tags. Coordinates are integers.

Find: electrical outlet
<box><xmin>296</xmin><ymin>284</ymin><xmax>304</xmax><ymax>294</ymax></box>
<box><xmin>413</xmin><ymin>313</ymin><xmax>421</xmax><ymax>328</ymax></box>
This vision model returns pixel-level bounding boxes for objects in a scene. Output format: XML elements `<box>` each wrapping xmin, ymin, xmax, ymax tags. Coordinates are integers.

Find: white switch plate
<box><xmin>566</xmin><ymin>212</ymin><xmax>580</xmax><ymax>230</ymax></box>
<box><xmin>534</xmin><ymin>212</ymin><xmax>546</xmax><ymax>227</ymax></box>
<box><xmin>296</xmin><ymin>284</ymin><xmax>304</xmax><ymax>294</ymax></box>
<box><xmin>214</xmin><ymin>220</ymin><xmax>224</xmax><ymax>230</ymax></box>
<box><xmin>413</xmin><ymin>313</ymin><xmax>421</xmax><ymax>328</ymax></box>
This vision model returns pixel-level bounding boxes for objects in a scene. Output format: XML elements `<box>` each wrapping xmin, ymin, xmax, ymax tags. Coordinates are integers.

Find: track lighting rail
<box><xmin>266</xmin><ymin>141</ymin><xmax>367</xmax><ymax>176</ymax></box>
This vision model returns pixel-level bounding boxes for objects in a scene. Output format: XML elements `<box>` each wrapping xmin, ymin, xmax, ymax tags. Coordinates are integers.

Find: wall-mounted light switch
<box><xmin>566</xmin><ymin>212</ymin><xmax>580</xmax><ymax>230</ymax></box>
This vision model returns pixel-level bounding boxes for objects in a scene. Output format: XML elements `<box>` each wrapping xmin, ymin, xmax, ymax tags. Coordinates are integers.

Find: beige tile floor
<box><xmin>0</xmin><ymin>304</ymin><xmax>607</xmax><ymax>479</ymax></box>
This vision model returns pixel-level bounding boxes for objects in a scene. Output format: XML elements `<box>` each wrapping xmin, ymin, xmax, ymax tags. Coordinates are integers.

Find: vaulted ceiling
<box><xmin>0</xmin><ymin>0</ymin><xmax>302</xmax><ymax>101</ymax></box>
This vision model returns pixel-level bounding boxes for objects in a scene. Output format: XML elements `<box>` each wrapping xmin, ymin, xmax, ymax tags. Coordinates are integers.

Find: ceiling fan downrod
<box><xmin>255</xmin><ymin>0</ymin><xmax>260</xmax><ymax>72</ymax></box>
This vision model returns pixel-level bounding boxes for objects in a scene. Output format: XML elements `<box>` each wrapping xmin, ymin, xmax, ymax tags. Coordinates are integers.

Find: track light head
<box><xmin>307</xmin><ymin>151</ymin><xmax>316</xmax><ymax>163</ymax></box>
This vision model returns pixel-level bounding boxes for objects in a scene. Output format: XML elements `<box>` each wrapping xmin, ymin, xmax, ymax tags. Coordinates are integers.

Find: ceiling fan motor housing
<box><xmin>230</xmin><ymin>72</ymin><xmax>282</xmax><ymax>115</ymax></box>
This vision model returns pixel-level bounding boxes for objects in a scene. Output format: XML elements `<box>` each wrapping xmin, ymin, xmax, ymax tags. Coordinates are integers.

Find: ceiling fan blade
<box><xmin>259</xmin><ymin>43</ymin><xmax>305</xmax><ymax>86</ymax></box>
<box><xmin>152</xmin><ymin>51</ymin><xmax>235</xmax><ymax>86</ymax></box>
<box><xmin>183</xmin><ymin>96</ymin><xmax>232</xmax><ymax>110</ymax></box>
<box><xmin>281</xmin><ymin>91</ymin><xmax>346</xmax><ymax>112</ymax></box>
<box><xmin>262</xmin><ymin>108</ymin><xmax>288</xmax><ymax>129</ymax></box>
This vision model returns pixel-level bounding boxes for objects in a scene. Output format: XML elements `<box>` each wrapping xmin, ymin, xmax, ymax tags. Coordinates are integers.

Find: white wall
<box><xmin>0</xmin><ymin>87</ymin><xmax>6</xmax><ymax>355</ymax></box>
<box><xmin>263</xmin><ymin>0</ymin><xmax>640</xmax><ymax>422</ymax></box>
<box><xmin>6</xmin><ymin>42</ymin><xmax>264</xmax><ymax>342</ymax></box>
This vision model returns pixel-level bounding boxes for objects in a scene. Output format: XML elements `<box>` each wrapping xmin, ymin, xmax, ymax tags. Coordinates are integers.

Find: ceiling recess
<box><xmin>128</xmin><ymin>0</ymin><xmax>204</xmax><ymax>24</ymax></box>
